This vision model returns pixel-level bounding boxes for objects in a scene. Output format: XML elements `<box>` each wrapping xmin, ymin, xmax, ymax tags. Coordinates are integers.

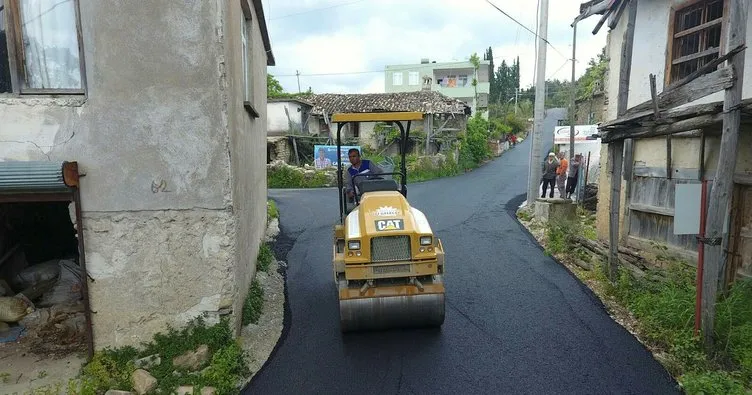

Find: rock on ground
<box><xmin>131</xmin><ymin>369</ymin><xmax>157</xmax><ymax>395</ymax></box>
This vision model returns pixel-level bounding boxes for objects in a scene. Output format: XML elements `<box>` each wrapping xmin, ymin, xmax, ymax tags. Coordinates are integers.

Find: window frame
<box><xmin>392</xmin><ymin>71</ymin><xmax>403</xmax><ymax>86</ymax></box>
<box><xmin>664</xmin><ymin>0</ymin><xmax>729</xmax><ymax>87</ymax></box>
<box><xmin>1</xmin><ymin>0</ymin><xmax>87</xmax><ymax>96</ymax></box>
<box><xmin>240</xmin><ymin>0</ymin><xmax>258</xmax><ymax>118</ymax></box>
<box><xmin>408</xmin><ymin>71</ymin><xmax>419</xmax><ymax>86</ymax></box>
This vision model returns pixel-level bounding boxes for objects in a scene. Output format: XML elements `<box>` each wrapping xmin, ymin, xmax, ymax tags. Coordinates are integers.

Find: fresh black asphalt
<box><xmin>243</xmin><ymin>137</ymin><xmax>680</xmax><ymax>394</ymax></box>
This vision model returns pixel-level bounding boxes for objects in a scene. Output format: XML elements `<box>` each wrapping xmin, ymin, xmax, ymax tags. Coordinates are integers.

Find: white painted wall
<box><xmin>607</xmin><ymin>0</ymin><xmax>752</xmax><ymax>116</ymax></box>
<box><xmin>267</xmin><ymin>101</ymin><xmax>305</xmax><ymax>135</ymax></box>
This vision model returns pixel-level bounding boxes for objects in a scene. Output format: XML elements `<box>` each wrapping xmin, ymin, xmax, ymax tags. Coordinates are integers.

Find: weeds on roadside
<box><xmin>70</xmin><ymin>316</ymin><xmax>249</xmax><ymax>395</ymax></box>
<box><xmin>257</xmin><ymin>243</ymin><xmax>274</xmax><ymax>273</ymax></box>
<box><xmin>585</xmin><ymin>258</ymin><xmax>752</xmax><ymax>394</ymax></box>
<box><xmin>242</xmin><ymin>279</ymin><xmax>264</xmax><ymax>327</ymax></box>
<box><xmin>267</xmin><ymin>200</ymin><xmax>279</xmax><ymax>220</ymax></box>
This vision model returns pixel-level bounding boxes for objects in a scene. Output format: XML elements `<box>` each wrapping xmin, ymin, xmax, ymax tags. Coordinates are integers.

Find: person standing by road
<box><xmin>541</xmin><ymin>152</ymin><xmax>558</xmax><ymax>198</ymax></box>
<box><xmin>566</xmin><ymin>153</ymin><xmax>582</xmax><ymax>199</ymax></box>
<box><xmin>556</xmin><ymin>151</ymin><xmax>568</xmax><ymax>198</ymax></box>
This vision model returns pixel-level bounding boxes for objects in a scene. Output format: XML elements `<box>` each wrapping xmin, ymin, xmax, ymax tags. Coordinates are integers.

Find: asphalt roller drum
<box><xmin>339</xmin><ymin>293</ymin><xmax>445</xmax><ymax>332</ymax></box>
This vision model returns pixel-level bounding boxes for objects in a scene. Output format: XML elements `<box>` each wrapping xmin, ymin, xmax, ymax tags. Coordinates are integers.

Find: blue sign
<box><xmin>313</xmin><ymin>145</ymin><xmax>361</xmax><ymax>169</ymax></box>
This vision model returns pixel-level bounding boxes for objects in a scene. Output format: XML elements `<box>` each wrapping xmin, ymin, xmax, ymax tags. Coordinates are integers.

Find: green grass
<box><xmin>267</xmin><ymin>166</ymin><xmax>330</xmax><ymax>188</ymax></box>
<box><xmin>587</xmin><ymin>262</ymin><xmax>752</xmax><ymax>394</ymax></box>
<box><xmin>257</xmin><ymin>243</ymin><xmax>273</xmax><ymax>273</ymax></box>
<box><xmin>69</xmin><ymin>316</ymin><xmax>249</xmax><ymax>395</ymax></box>
<box><xmin>267</xmin><ymin>200</ymin><xmax>279</xmax><ymax>220</ymax></box>
<box><xmin>241</xmin><ymin>279</ymin><xmax>264</xmax><ymax>327</ymax></box>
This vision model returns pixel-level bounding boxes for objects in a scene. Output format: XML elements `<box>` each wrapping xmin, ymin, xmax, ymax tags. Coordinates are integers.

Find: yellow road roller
<box><xmin>331</xmin><ymin>111</ymin><xmax>445</xmax><ymax>332</ymax></box>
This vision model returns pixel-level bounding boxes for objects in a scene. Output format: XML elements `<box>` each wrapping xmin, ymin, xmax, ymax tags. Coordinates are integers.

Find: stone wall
<box><xmin>80</xmin><ymin>209</ymin><xmax>236</xmax><ymax>346</ymax></box>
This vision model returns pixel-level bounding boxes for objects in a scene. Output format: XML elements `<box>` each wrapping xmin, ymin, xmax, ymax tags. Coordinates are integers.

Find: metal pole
<box><xmin>527</xmin><ymin>0</ymin><xmax>549</xmax><ymax>205</ymax></box>
<box><xmin>337</xmin><ymin>123</ymin><xmax>344</xmax><ymax>224</ymax></box>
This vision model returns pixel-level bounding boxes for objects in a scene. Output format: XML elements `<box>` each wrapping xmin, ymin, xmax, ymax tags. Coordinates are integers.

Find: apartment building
<box><xmin>384</xmin><ymin>58</ymin><xmax>490</xmax><ymax>116</ymax></box>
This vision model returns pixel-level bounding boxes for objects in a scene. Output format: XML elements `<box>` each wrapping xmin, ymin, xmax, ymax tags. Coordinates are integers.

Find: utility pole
<box><xmin>570</xmin><ymin>22</ymin><xmax>577</xmax><ymax>167</ymax></box>
<box><xmin>296</xmin><ymin>70</ymin><xmax>301</xmax><ymax>93</ymax></box>
<box><xmin>515</xmin><ymin>88</ymin><xmax>519</xmax><ymax>115</ymax></box>
<box><xmin>527</xmin><ymin>0</ymin><xmax>549</xmax><ymax>205</ymax></box>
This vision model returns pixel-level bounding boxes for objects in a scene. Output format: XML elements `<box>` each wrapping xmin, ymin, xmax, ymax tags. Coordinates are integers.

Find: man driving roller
<box><xmin>345</xmin><ymin>148</ymin><xmax>383</xmax><ymax>199</ymax></box>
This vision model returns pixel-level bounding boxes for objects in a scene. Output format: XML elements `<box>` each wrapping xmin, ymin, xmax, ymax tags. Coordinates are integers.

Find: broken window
<box><xmin>667</xmin><ymin>0</ymin><xmax>726</xmax><ymax>83</ymax></box>
<box><xmin>1</xmin><ymin>0</ymin><xmax>85</xmax><ymax>94</ymax></box>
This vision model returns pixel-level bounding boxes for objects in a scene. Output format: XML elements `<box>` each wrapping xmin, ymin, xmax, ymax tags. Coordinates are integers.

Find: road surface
<box><xmin>244</xmin><ymin>138</ymin><xmax>679</xmax><ymax>394</ymax></box>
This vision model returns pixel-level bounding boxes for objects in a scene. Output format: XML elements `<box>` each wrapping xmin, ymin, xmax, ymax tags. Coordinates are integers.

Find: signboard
<box><xmin>674</xmin><ymin>183</ymin><xmax>702</xmax><ymax>235</ymax></box>
<box><xmin>553</xmin><ymin>124</ymin><xmax>599</xmax><ymax>145</ymax></box>
<box><xmin>313</xmin><ymin>145</ymin><xmax>361</xmax><ymax>169</ymax></box>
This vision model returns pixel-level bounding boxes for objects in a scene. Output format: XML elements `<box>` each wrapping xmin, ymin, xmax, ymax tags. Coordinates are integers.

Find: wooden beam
<box><xmin>609</xmin><ymin>139</ymin><xmax>625</xmax><ymax>279</ymax></box>
<box><xmin>602</xmin><ymin>113</ymin><xmax>724</xmax><ymax>142</ymax></box>
<box><xmin>609</xmin><ymin>0</ymin><xmax>637</xmax><ymax>281</ymax></box>
<box><xmin>701</xmin><ymin>0</ymin><xmax>747</xmax><ymax>352</ymax></box>
<box><xmin>625</xmin><ymin>66</ymin><xmax>734</xmax><ymax>117</ymax></box>
<box><xmin>667</xmin><ymin>134</ymin><xmax>673</xmax><ymax>180</ymax></box>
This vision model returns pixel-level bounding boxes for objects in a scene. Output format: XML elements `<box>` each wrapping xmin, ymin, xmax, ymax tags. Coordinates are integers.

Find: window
<box><xmin>392</xmin><ymin>72</ymin><xmax>402</xmax><ymax>85</ymax></box>
<box><xmin>458</xmin><ymin>75</ymin><xmax>468</xmax><ymax>87</ymax></box>
<box><xmin>1</xmin><ymin>0</ymin><xmax>86</xmax><ymax>94</ymax></box>
<box><xmin>666</xmin><ymin>0</ymin><xmax>726</xmax><ymax>84</ymax></box>
<box><xmin>446</xmin><ymin>75</ymin><xmax>457</xmax><ymax>87</ymax></box>
<box><xmin>408</xmin><ymin>71</ymin><xmax>419</xmax><ymax>86</ymax></box>
<box><xmin>240</xmin><ymin>2</ymin><xmax>258</xmax><ymax>117</ymax></box>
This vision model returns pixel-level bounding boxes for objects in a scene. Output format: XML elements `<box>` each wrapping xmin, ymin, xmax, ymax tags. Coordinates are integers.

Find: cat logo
<box><xmin>375</xmin><ymin>219</ymin><xmax>404</xmax><ymax>231</ymax></box>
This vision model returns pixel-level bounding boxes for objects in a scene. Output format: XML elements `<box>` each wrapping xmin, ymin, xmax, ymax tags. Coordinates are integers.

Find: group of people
<box><xmin>541</xmin><ymin>151</ymin><xmax>582</xmax><ymax>199</ymax></box>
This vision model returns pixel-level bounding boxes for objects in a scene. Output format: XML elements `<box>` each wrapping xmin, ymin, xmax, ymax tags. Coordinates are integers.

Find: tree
<box><xmin>267</xmin><ymin>73</ymin><xmax>314</xmax><ymax>99</ymax></box>
<box><xmin>469</xmin><ymin>52</ymin><xmax>481</xmax><ymax>110</ymax></box>
<box><xmin>484</xmin><ymin>47</ymin><xmax>495</xmax><ymax>102</ymax></box>
<box><xmin>267</xmin><ymin>73</ymin><xmax>285</xmax><ymax>98</ymax></box>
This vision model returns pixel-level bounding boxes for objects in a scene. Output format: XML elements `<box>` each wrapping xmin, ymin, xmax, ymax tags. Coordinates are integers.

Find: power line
<box><xmin>269</xmin><ymin>0</ymin><xmax>367</xmax><ymax>21</ymax></box>
<box><xmin>485</xmin><ymin>0</ymin><xmax>567</xmax><ymax>60</ymax></box>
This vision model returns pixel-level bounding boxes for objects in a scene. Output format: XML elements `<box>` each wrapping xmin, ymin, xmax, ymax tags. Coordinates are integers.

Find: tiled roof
<box><xmin>301</xmin><ymin>91</ymin><xmax>470</xmax><ymax>116</ymax></box>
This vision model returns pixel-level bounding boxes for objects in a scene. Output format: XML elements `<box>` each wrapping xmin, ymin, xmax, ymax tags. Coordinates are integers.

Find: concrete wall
<box><xmin>223</xmin><ymin>0</ymin><xmax>269</xmax><ymax>336</ymax></box>
<box><xmin>0</xmin><ymin>0</ymin><xmax>268</xmax><ymax>347</ymax></box>
<box><xmin>267</xmin><ymin>101</ymin><xmax>306</xmax><ymax>135</ymax></box>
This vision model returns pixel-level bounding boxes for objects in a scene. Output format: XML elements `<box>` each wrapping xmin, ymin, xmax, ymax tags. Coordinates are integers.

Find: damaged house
<box><xmin>581</xmin><ymin>0</ymin><xmax>752</xmax><ymax>277</ymax></box>
<box><xmin>0</xmin><ymin>0</ymin><xmax>274</xmax><ymax>360</ymax></box>
<box><xmin>576</xmin><ymin>0</ymin><xmax>750</xmax><ymax>283</ymax></box>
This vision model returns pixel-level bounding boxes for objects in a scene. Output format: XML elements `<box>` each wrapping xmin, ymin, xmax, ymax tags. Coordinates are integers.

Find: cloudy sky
<box><xmin>263</xmin><ymin>0</ymin><xmax>609</xmax><ymax>95</ymax></box>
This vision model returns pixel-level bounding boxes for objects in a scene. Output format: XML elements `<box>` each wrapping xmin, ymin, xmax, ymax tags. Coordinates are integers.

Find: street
<box><xmin>244</xmin><ymin>137</ymin><xmax>680</xmax><ymax>394</ymax></box>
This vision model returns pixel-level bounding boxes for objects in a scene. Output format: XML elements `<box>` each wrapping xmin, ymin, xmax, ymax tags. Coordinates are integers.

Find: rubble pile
<box><xmin>0</xmin><ymin>247</ymin><xmax>86</xmax><ymax>355</ymax></box>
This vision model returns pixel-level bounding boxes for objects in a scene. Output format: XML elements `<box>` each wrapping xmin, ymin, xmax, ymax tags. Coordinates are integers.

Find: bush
<box><xmin>680</xmin><ymin>371</ymin><xmax>747</xmax><ymax>395</ymax></box>
<box><xmin>267</xmin><ymin>166</ymin><xmax>330</xmax><ymax>188</ymax></box>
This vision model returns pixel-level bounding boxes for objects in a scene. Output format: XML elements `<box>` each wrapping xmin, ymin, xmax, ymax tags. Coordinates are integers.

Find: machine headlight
<box><xmin>348</xmin><ymin>240</ymin><xmax>361</xmax><ymax>250</ymax></box>
<box><xmin>419</xmin><ymin>236</ymin><xmax>432</xmax><ymax>246</ymax></box>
